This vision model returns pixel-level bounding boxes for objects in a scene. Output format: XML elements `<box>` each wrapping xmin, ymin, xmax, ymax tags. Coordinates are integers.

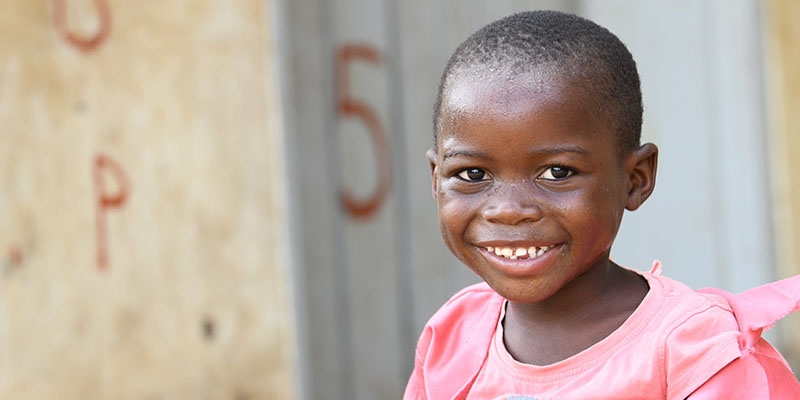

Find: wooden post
<box><xmin>764</xmin><ymin>0</ymin><xmax>800</xmax><ymax>373</ymax></box>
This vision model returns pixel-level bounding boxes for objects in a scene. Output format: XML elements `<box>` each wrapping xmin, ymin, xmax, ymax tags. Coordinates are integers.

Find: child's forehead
<box><xmin>437</xmin><ymin>65</ymin><xmax>621</xmax><ymax>156</ymax></box>
<box><xmin>442</xmin><ymin>66</ymin><xmax>587</xmax><ymax>119</ymax></box>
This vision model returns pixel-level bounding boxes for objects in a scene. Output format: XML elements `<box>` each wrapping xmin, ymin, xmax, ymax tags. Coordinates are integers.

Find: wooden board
<box><xmin>0</xmin><ymin>1</ymin><xmax>296</xmax><ymax>398</ymax></box>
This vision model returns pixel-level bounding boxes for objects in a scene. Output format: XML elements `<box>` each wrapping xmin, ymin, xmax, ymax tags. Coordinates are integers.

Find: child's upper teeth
<box><xmin>488</xmin><ymin>245</ymin><xmax>552</xmax><ymax>259</ymax></box>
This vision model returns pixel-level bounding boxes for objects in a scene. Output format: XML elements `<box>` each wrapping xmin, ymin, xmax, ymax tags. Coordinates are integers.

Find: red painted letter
<box><xmin>93</xmin><ymin>153</ymin><xmax>129</xmax><ymax>270</ymax></box>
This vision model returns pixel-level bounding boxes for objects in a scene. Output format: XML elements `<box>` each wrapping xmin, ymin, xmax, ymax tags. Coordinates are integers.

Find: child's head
<box><xmin>427</xmin><ymin>11</ymin><xmax>658</xmax><ymax>303</ymax></box>
<box><xmin>433</xmin><ymin>10</ymin><xmax>642</xmax><ymax>153</ymax></box>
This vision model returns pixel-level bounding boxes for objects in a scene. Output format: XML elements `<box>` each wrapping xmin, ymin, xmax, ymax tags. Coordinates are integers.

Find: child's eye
<box><xmin>456</xmin><ymin>168</ymin><xmax>488</xmax><ymax>182</ymax></box>
<box><xmin>538</xmin><ymin>166</ymin><xmax>574</xmax><ymax>181</ymax></box>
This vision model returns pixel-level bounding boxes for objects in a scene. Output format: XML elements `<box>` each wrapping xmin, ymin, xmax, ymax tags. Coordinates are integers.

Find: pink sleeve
<box><xmin>698</xmin><ymin>274</ymin><xmax>800</xmax><ymax>350</ymax></box>
<box><xmin>690</xmin><ymin>274</ymin><xmax>800</xmax><ymax>398</ymax></box>
<box><xmin>663</xmin><ymin>304</ymin><xmax>742</xmax><ymax>399</ymax></box>
<box><xmin>688</xmin><ymin>339</ymin><xmax>800</xmax><ymax>399</ymax></box>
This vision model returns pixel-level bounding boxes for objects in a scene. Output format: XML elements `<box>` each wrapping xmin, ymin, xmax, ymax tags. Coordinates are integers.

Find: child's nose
<box><xmin>481</xmin><ymin>182</ymin><xmax>544</xmax><ymax>225</ymax></box>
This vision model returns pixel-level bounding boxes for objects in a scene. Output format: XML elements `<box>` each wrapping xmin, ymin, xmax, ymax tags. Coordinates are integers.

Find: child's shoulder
<box><xmin>409</xmin><ymin>282</ymin><xmax>504</xmax><ymax>399</ymax></box>
<box><xmin>427</xmin><ymin>281</ymin><xmax>504</xmax><ymax>327</ymax></box>
<box><xmin>659</xmin><ymin>269</ymin><xmax>800</xmax><ymax>397</ymax></box>
<box><xmin>443</xmin><ymin>281</ymin><xmax>500</xmax><ymax>306</ymax></box>
<box><xmin>415</xmin><ymin>281</ymin><xmax>504</xmax><ymax>355</ymax></box>
<box><xmin>642</xmin><ymin>267</ymin><xmax>737</xmax><ymax>320</ymax></box>
<box><xmin>641</xmin><ymin>261</ymin><xmax>800</xmax><ymax>340</ymax></box>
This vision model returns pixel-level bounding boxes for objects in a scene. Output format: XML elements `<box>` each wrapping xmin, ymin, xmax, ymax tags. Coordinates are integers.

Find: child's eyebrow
<box><xmin>441</xmin><ymin>145</ymin><xmax>589</xmax><ymax>161</ymax></box>
<box><xmin>442</xmin><ymin>149</ymin><xmax>489</xmax><ymax>161</ymax></box>
<box><xmin>531</xmin><ymin>144</ymin><xmax>590</xmax><ymax>156</ymax></box>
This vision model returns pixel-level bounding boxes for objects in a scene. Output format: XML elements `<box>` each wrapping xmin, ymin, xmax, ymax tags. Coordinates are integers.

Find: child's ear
<box><xmin>624</xmin><ymin>143</ymin><xmax>658</xmax><ymax>211</ymax></box>
<box><xmin>426</xmin><ymin>148</ymin><xmax>439</xmax><ymax>199</ymax></box>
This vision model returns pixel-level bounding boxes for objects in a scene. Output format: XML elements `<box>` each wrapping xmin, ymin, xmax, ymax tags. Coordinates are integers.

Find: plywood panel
<box><xmin>0</xmin><ymin>1</ymin><xmax>296</xmax><ymax>398</ymax></box>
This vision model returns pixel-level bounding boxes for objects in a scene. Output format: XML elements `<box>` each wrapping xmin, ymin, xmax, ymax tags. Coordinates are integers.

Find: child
<box><xmin>405</xmin><ymin>10</ymin><xmax>800</xmax><ymax>399</ymax></box>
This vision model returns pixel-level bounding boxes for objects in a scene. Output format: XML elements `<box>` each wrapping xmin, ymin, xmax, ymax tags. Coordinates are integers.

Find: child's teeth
<box><xmin>488</xmin><ymin>245</ymin><xmax>552</xmax><ymax>259</ymax></box>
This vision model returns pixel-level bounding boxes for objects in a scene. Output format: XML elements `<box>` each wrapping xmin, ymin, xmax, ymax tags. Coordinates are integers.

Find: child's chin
<box><xmin>485</xmin><ymin>282</ymin><xmax>556</xmax><ymax>304</ymax></box>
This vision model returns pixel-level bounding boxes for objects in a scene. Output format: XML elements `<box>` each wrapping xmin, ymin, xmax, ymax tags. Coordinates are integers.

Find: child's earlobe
<box><xmin>426</xmin><ymin>148</ymin><xmax>439</xmax><ymax>199</ymax></box>
<box><xmin>625</xmin><ymin>143</ymin><xmax>658</xmax><ymax>211</ymax></box>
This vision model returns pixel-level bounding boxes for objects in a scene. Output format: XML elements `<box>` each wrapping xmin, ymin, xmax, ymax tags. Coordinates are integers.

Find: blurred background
<box><xmin>1</xmin><ymin>0</ymin><xmax>799</xmax><ymax>399</ymax></box>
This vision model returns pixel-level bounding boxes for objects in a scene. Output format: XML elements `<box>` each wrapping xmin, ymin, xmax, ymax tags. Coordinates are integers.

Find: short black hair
<box><xmin>433</xmin><ymin>10</ymin><xmax>642</xmax><ymax>152</ymax></box>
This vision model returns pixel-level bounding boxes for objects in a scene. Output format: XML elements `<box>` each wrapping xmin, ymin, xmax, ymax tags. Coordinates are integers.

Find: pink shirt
<box><xmin>405</xmin><ymin>262</ymin><xmax>800</xmax><ymax>399</ymax></box>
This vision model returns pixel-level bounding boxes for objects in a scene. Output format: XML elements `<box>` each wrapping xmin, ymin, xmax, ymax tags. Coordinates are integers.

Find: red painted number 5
<box><xmin>335</xmin><ymin>44</ymin><xmax>391</xmax><ymax>220</ymax></box>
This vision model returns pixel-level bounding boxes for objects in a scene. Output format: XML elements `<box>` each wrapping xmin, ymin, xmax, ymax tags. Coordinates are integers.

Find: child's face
<box><xmin>428</xmin><ymin>69</ymin><xmax>655</xmax><ymax>303</ymax></box>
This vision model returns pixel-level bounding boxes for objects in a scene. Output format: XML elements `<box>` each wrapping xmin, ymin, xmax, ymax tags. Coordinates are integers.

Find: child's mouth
<box><xmin>485</xmin><ymin>245</ymin><xmax>553</xmax><ymax>260</ymax></box>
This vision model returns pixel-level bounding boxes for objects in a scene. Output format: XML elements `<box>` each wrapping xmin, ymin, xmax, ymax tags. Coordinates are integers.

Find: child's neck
<box><xmin>503</xmin><ymin>261</ymin><xmax>648</xmax><ymax>366</ymax></box>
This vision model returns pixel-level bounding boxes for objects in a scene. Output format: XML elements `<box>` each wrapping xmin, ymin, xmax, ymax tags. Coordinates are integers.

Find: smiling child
<box><xmin>404</xmin><ymin>10</ymin><xmax>800</xmax><ymax>399</ymax></box>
